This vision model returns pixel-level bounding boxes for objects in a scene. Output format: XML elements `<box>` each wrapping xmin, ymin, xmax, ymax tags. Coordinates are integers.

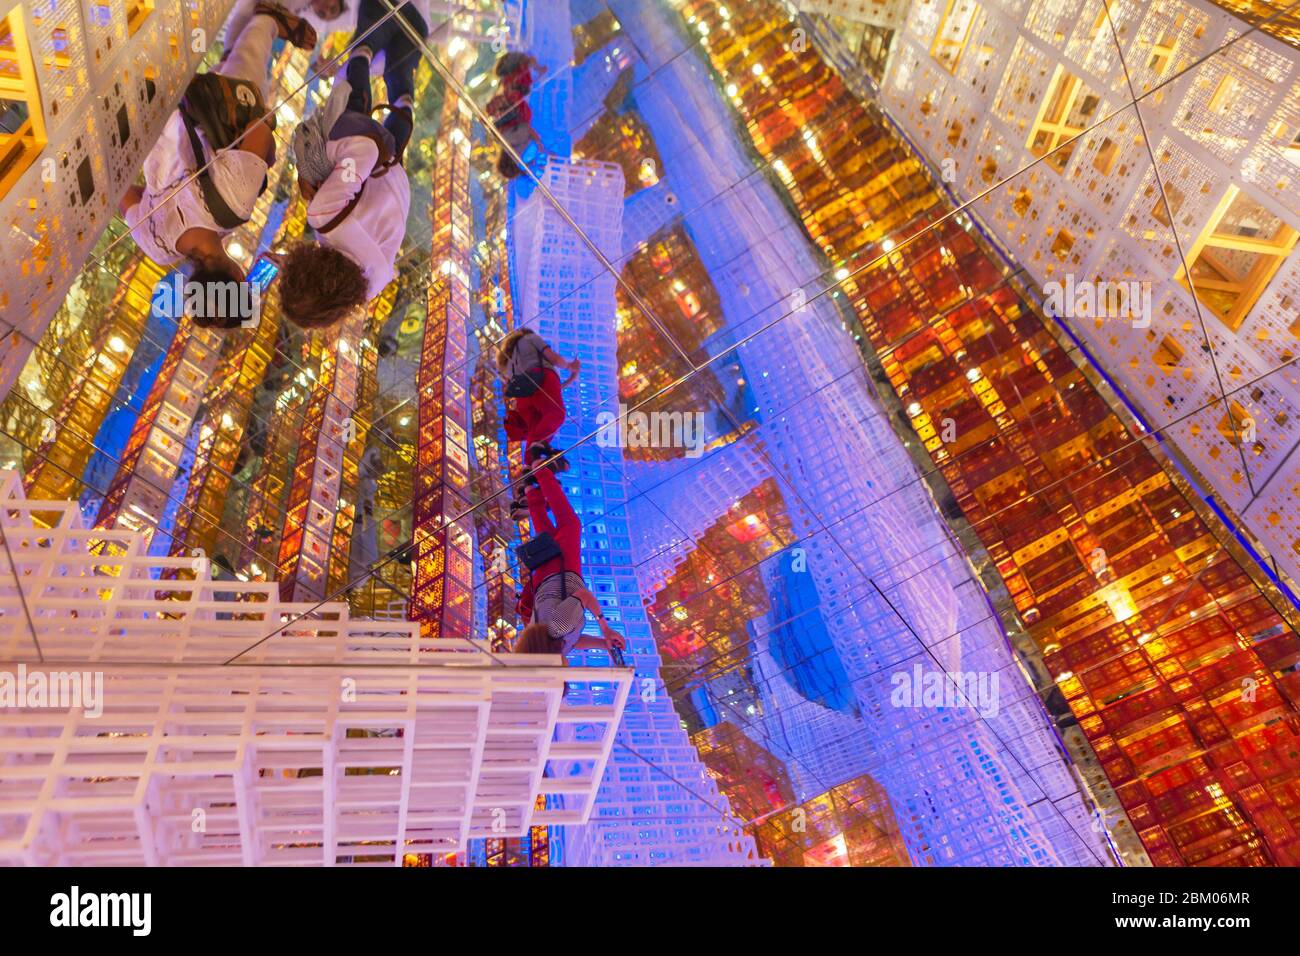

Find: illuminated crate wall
<box><xmin>793</xmin><ymin>0</ymin><xmax>910</xmax><ymax>27</ymax></box>
<box><xmin>0</xmin><ymin>471</ymin><xmax>632</xmax><ymax>865</ymax></box>
<box><xmin>1</xmin><ymin>0</ymin><xmax>235</xmax><ymax>400</ymax></box>
<box><xmin>92</xmin><ymin>317</ymin><xmax>224</xmax><ymax>546</ymax></box>
<box><xmin>510</xmin><ymin>158</ymin><xmax>761</xmax><ymax>866</ymax></box>
<box><xmin>690</xmin><ymin>0</ymin><xmax>1300</xmax><ymax>864</ymax></box>
<box><xmin>411</xmin><ymin>81</ymin><xmax>475</xmax><ymax>640</ymax></box>
<box><xmin>636</xmin><ymin>0</ymin><xmax>1109</xmax><ymax>865</ymax></box>
<box><xmin>880</xmin><ymin>0</ymin><xmax>1300</xmax><ymax>590</ymax></box>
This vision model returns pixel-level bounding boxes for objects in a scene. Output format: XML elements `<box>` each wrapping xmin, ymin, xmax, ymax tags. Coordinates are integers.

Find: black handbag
<box><xmin>516</xmin><ymin>531</ymin><xmax>563</xmax><ymax>572</ymax></box>
<box><xmin>179</xmin><ymin>72</ymin><xmax>275</xmax><ymax>230</ymax></box>
<box><xmin>504</xmin><ymin>367</ymin><xmax>545</xmax><ymax>398</ymax></box>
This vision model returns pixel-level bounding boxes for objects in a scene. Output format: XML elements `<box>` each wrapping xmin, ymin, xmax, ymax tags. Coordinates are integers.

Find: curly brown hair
<box><xmin>513</xmin><ymin>621</ymin><xmax>557</xmax><ymax>655</ymax></box>
<box><xmin>278</xmin><ymin>241</ymin><xmax>368</xmax><ymax>329</ymax></box>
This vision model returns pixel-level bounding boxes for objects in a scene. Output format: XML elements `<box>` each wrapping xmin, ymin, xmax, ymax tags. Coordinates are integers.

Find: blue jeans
<box><xmin>345</xmin><ymin>0</ymin><xmax>428</xmax><ymax>122</ymax></box>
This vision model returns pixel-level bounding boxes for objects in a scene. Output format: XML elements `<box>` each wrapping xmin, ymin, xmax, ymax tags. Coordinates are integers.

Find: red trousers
<box><xmin>504</xmin><ymin>368</ymin><xmax>565</xmax><ymax>445</ymax></box>
<box><xmin>515</xmin><ymin>467</ymin><xmax>581</xmax><ymax>621</ymax></box>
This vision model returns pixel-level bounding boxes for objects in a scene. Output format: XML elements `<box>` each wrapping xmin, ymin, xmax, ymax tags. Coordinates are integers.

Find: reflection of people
<box><xmin>222</xmin><ymin>0</ymin><xmax>351</xmax><ymax>57</ymax></box>
<box><xmin>120</xmin><ymin>7</ymin><xmax>316</xmax><ymax>306</ymax></box>
<box><xmin>278</xmin><ymin>4</ymin><xmax>450</xmax><ymax>328</ymax></box>
<box><xmin>494</xmin><ymin>51</ymin><xmax>546</xmax><ymax>99</ymax></box>
<box><xmin>349</xmin><ymin>445</ymin><xmax>383</xmax><ymax>579</ymax></box>
<box><xmin>499</xmin><ymin>328</ymin><xmax>578</xmax><ymax>449</ymax></box>
<box><xmin>489</xmin><ymin>52</ymin><xmax>546</xmax><ymax>179</ymax></box>
<box><xmin>513</xmin><ymin>458</ymin><xmax>625</xmax><ymax>658</ymax></box>
<box><xmin>489</xmin><ymin>91</ymin><xmax>542</xmax><ymax>179</ymax></box>
<box><xmin>210</xmin><ymin>553</ymin><xmax>240</xmax><ymax>620</ymax></box>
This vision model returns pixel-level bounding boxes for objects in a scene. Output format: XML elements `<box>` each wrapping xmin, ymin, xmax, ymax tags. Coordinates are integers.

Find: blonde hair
<box><xmin>513</xmin><ymin>621</ymin><xmax>554</xmax><ymax>655</ymax></box>
<box><xmin>497</xmin><ymin>327</ymin><xmax>531</xmax><ymax>371</ymax></box>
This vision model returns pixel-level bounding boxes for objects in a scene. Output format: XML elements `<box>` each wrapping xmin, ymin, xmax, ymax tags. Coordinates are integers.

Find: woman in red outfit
<box><xmin>513</xmin><ymin>455</ymin><xmax>624</xmax><ymax>658</ymax></box>
<box><xmin>494</xmin><ymin>51</ymin><xmax>546</xmax><ymax>99</ymax></box>
<box><xmin>498</xmin><ymin>327</ymin><xmax>578</xmax><ymax>504</ymax></box>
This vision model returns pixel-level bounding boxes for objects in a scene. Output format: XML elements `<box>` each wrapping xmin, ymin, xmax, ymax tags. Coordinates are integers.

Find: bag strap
<box><xmin>368</xmin><ymin>104</ymin><xmax>401</xmax><ymax>176</ymax></box>
<box><xmin>316</xmin><ymin>181</ymin><xmax>366</xmax><ymax>234</ymax></box>
<box><xmin>179</xmin><ymin>108</ymin><xmax>248</xmax><ymax>230</ymax></box>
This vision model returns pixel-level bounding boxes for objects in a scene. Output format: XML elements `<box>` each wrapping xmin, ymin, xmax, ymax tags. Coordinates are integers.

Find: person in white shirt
<box><xmin>274</xmin><ymin>75</ymin><xmax>409</xmax><ymax>328</ymax></box>
<box><xmin>120</xmin><ymin>4</ymin><xmax>317</xmax><ymax>315</ymax></box>
<box><xmin>277</xmin><ymin>1</ymin><xmax>442</xmax><ymax>329</ymax></box>
<box><xmin>222</xmin><ymin>0</ymin><xmax>352</xmax><ymax>55</ymax></box>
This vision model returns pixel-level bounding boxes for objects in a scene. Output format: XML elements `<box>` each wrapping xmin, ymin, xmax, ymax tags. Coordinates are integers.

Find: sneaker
<box><xmin>527</xmin><ymin>441</ymin><xmax>569</xmax><ymax>473</ymax></box>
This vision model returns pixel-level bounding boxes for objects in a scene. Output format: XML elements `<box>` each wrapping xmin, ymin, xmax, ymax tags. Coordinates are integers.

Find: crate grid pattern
<box><xmin>882</xmin><ymin>0</ymin><xmax>1300</xmax><ymax>587</ymax></box>
<box><xmin>0</xmin><ymin>471</ymin><xmax>631</xmax><ymax>865</ymax></box>
<box><xmin>1</xmin><ymin>0</ymin><xmax>233</xmax><ymax>400</ymax></box>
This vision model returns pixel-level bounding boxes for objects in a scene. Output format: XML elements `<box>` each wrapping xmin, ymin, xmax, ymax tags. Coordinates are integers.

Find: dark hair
<box><xmin>514</xmin><ymin>621</ymin><xmax>556</xmax><ymax>655</ymax></box>
<box><xmin>187</xmin><ymin>260</ymin><xmax>248</xmax><ymax>329</ymax></box>
<box><xmin>497</xmin><ymin>152</ymin><xmax>525</xmax><ymax>180</ymax></box>
<box><xmin>494</xmin><ymin>51</ymin><xmax>528</xmax><ymax>78</ymax></box>
<box><xmin>278</xmin><ymin>242</ymin><xmax>368</xmax><ymax>329</ymax></box>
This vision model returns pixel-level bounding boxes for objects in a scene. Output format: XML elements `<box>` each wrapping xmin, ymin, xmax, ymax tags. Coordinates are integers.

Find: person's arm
<box><xmin>542</xmin><ymin>345</ymin><xmax>579</xmax><ymax>384</ymax></box>
<box><xmin>571</xmin><ymin>586</ymin><xmax>626</xmax><ymax>651</ymax></box>
<box><xmin>217</xmin><ymin>0</ymin><xmax>261</xmax><ymax>68</ymax></box>
<box><xmin>516</xmin><ymin>579</ymin><xmax>535</xmax><ymax>623</ymax></box>
<box><xmin>119</xmin><ymin>184</ymin><xmax>144</xmax><ymax>217</ymax></box>
<box><xmin>305</xmin><ymin>136</ymin><xmax>378</xmax><ymax>228</ymax></box>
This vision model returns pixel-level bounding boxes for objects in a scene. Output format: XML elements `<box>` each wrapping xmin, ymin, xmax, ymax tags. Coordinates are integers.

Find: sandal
<box><xmin>527</xmin><ymin>441</ymin><xmax>568</xmax><ymax>472</ymax></box>
<box><xmin>255</xmin><ymin>2</ymin><xmax>318</xmax><ymax>51</ymax></box>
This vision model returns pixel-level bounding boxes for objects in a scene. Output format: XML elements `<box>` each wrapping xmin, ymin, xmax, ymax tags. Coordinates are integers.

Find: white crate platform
<box><xmin>0</xmin><ymin>471</ymin><xmax>632</xmax><ymax>865</ymax></box>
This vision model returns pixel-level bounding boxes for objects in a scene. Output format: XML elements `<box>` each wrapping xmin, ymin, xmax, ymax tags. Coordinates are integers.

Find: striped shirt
<box><xmin>532</xmin><ymin>571</ymin><xmax>586</xmax><ymax>652</ymax></box>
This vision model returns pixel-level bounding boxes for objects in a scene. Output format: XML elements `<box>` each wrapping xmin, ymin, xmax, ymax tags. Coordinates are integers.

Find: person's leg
<box><xmin>527</xmin><ymin>368</ymin><xmax>566</xmax><ymax>444</ymax></box>
<box><xmin>378</xmin><ymin>7</ymin><xmax>428</xmax><ymax>158</ymax></box>
<box><xmin>344</xmin><ymin>0</ymin><xmax>394</xmax><ymax>114</ymax></box>
<box><xmin>525</xmin><ymin>482</ymin><xmax>555</xmax><ymax>536</ymax></box>
<box><xmin>533</xmin><ymin>467</ymin><xmax>579</xmax><ymax>566</ymax></box>
<box><xmin>219</xmin><ymin>12</ymin><xmax>279</xmax><ymax>96</ymax></box>
<box><xmin>513</xmin><ymin>390</ymin><xmax>546</xmax><ymax>446</ymax></box>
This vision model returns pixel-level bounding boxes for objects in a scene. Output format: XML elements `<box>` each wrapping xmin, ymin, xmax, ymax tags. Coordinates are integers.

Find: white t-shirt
<box><xmin>305</xmin><ymin>134</ymin><xmax>409</xmax><ymax>300</ymax></box>
<box><xmin>125</xmin><ymin>111</ymin><xmax>268</xmax><ymax>266</ymax></box>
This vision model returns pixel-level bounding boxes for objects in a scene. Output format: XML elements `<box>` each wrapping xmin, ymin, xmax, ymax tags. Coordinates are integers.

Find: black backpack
<box><xmin>179</xmin><ymin>72</ymin><xmax>276</xmax><ymax>229</ymax></box>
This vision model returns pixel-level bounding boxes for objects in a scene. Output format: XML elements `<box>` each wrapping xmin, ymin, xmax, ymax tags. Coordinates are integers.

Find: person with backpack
<box><xmin>494</xmin><ymin>51</ymin><xmax>546</xmax><ymax>100</ymax></box>
<box><xmin>512</xmin><ymin>450</ymin><xmax>626</xmax><ymax>659</ymax></box>
<box><xmin>221</xmin><ymin>0</ymin><xmax>351</xmax><ymax>58</ymax></box>
<box><xmin>120</xmin><ymin>4</ymin><xmax>318</xmax><ymax>323</ymax></box>
<box><xmin>277</xmin><ymin>1</ymin><xmax>448</xmax><ymax>328</ymax></box>
<box><xmin>487</xmin><ymin>50</ymin><xmax>546</xmax><ymax>179</ymax></box>
<box><xmin>487</xmin><ymin>88</ymin><xmax>542</xmax><ymax>180</ymax></box>
<box><xmin>497</xmin><ymin>327</ymin><xmax>579</xmax><ymax>507</ymax></box>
